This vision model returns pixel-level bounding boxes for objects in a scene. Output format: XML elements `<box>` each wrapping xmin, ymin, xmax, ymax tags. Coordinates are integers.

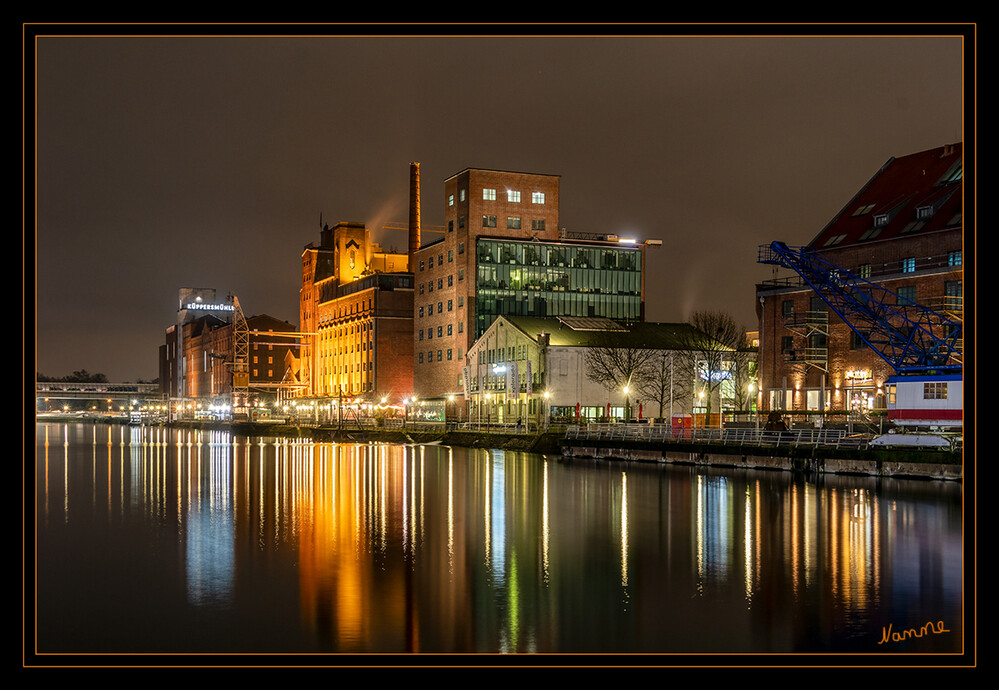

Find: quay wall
<box><xmin>560</xmin><ymin>443</ymin><xmax>963</xmax><ymax>481</ymax></box>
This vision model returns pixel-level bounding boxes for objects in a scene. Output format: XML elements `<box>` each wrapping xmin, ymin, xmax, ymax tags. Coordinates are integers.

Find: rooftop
<box><xmin>808</xmin><ymin>142</ymin><xmax>962</xmax><ymax>251</ymax></box>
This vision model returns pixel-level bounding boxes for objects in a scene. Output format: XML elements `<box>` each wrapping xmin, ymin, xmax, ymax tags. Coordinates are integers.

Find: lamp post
<box><xmin>543</xmin><ymin>390</ymin><xmax>550</xmax><ymax>433</ymax></box>
<box><xmin>623</xmin><ymin>384</ymin><xmax>630</xmax><ymax>423</ymax></box>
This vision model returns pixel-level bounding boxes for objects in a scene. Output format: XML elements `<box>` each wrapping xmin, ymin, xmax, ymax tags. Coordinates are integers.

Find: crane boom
<box><xmin>758</xmin><ymin>241</ymin><xmax>962</xmax><ymax>375</ymax></box>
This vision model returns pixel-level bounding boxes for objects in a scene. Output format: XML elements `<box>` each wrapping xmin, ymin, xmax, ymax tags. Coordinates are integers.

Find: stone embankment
<box><xmin>560</xmin><ymin>440</ymin><xmax>962</xmax><ymax>481</ymax></box>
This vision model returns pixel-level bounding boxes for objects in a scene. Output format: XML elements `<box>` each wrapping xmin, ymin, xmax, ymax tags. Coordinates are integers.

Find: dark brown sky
<box><xmin>29</xmin><ymin>28</ymin><xmax>970</xmax><ymax>382</ymax></box>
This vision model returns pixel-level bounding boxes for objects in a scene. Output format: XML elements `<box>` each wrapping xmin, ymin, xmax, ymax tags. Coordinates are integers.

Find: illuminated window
<box><xmin>483</xmin><ymin>215</ymin><xmax>496</xmax><ymax>227</ymax></box>
<box><xmin>508</xmin><ymin>216</ymin><xmax>521</xmax><ymax>229</ymax></box>
<box><xmin>483</xmin><ymin>188</ymin><xmax>496</xmax><ymax>200</ymax></box>
<box><xmin>857</xmin><ymin>263</ymin><xmax>871</xmax><ymax>278</ymax></box>
<box><xmin>460</xmin><ymin>189</ymin><xmax>466</xmax><ymax>202</ymax></box>
<box><xmin>508</xmin><ymin>190</ymin><xmax>521</xmax><ymax>203</ymax></box>
<box><xmin>901</xmin><ymin>257</ymin><xmax>916</xmax><ymax>273</ymax></box>
<box><xmin>532</xmin><ymin>192</ymin><xmax>545</xmax><ymax>204</ymax></box>
<box><xmin>448</xmin><ymin>193</ymin><xmax>454</xmax><ymax>207</ymax></box>
<box><xmin>948</xmin><ymin>251</ymin><xmax>962</xmax><ymax>266</ymax></box>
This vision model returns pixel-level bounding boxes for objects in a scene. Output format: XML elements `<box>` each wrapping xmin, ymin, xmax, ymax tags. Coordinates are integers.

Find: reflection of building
<box><xmin>464</xmin><ymin>315</ymin><xmax>713</xmax><ymax>426</ymax></box>
<box><xmin>414</xmin><ymin>167</ymin><xmax>655</xmax><ymax>400</ymax></box>
<box><xmin>297</xmin><ymin>221</ymin><xmax>414</xmax><ymax>401</ymax></box>
<box><xmin>755</xmin><ymin>143</ymin><xmax>963</xmax><ymax>414</ymax></box>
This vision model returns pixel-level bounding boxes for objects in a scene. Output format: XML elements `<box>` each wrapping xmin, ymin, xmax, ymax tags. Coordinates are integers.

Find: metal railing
<box><xmin>565</xmin><ymin>423</ymin><xmax>870</xmax><ymax>450</ymax></box>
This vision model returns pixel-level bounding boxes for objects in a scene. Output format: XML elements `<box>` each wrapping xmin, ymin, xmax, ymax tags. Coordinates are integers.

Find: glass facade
<box><xmin>474</xmin><ymin>238</ymin><xmax>642</xmax><ymax>337</ymax></box>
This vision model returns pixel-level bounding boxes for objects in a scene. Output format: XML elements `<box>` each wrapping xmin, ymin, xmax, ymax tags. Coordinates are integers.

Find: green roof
<box><xmin>499</xmin><ymin>316</ymin><xmax>719</xmax><ymax>350</ymax></box>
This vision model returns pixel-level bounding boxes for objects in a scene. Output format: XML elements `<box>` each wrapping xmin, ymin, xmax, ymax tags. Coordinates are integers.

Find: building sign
<box><xmin>185</xmin><ymin>302</ymin><xmax>235</xmax><ymax>312</ymax></box>
<box><xmin>844</xmin><ymin>369</ymin><xmax>872</xmax><ymax>381</ymax></box>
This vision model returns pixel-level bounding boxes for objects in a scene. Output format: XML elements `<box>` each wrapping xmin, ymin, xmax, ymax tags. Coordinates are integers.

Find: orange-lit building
<box><xmin>297</xmin><ymin>221</ymin><xmax>414</xmax><ymax>402</ymax></box>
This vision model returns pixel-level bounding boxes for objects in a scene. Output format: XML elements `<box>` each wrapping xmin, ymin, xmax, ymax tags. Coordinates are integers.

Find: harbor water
<box><xmin>32</xmin><ymin>422</ymin><xmax>965</xmax><ymax>659</ymax></box>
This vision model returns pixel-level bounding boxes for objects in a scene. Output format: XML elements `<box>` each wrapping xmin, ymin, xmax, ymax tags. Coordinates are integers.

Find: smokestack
<box><xmin>408</xmin><ymin>162</ymin><xmax>421</xmax><ymax>267</ymax></box>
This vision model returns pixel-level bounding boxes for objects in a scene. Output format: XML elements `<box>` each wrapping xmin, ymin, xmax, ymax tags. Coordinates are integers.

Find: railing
<box><xmin>565</xmin><ymin>423</ymin><xmax>870</xmax><ymax>450</ymax></box>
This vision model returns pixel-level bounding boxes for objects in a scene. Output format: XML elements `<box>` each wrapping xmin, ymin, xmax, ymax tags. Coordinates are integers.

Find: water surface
<box><xmin>33</xmin><ymin>422</ymin><xmax>964</xmax><ymax>658</ymax></box>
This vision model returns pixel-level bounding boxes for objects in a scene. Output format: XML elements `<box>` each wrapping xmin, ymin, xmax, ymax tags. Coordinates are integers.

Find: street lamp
<box><xmin>543</xmin><ymin>390</ymin><xmax>551</xmax><ymax>432</ymax></box>
<box><xmin>623</xmin><ymin>384</ymin><xmax>630</xmax><ymax>423</ymax></box>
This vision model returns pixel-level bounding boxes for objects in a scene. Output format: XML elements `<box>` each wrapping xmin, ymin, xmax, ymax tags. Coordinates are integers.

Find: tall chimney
<box><xmin>408</xmin><ymin>162</ymin><xmax>421</xmax><ymax>268</ymax></box>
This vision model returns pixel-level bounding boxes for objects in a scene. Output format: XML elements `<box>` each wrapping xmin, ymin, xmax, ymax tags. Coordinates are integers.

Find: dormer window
<box><xmin>916</xmin><ymin>205</ymin><xmax>934</xmax><ymax>219</ymax></box>
<box><xmin>873</xmin><ymin>213</ymin><xmax>889</xmax><ymax>227</ymax></box>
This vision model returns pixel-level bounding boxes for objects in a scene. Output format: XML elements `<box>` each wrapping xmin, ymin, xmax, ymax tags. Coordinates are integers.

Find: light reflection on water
<box><xmin>34</xmin><ymin>422</ymin><xmax>964</xmax><ymax>656</ymax></box>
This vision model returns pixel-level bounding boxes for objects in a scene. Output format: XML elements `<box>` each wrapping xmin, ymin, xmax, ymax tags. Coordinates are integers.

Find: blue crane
<box><xmin>758</xmin><ymin>242</ymin><xmax>962</xmax><ymax>375</ymax></box>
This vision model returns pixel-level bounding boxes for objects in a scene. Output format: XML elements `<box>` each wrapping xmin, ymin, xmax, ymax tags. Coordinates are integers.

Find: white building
<box><xmin>463</xmin><ymin>315</ymin><xmax>734</xmax><ymax>427</ymax></box>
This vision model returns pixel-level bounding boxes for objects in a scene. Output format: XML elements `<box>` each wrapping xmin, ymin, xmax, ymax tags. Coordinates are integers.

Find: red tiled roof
<box><xmin>808</xmin><ymin>143</ymin><xmax>962</xmax><ymax>251</ymax></box>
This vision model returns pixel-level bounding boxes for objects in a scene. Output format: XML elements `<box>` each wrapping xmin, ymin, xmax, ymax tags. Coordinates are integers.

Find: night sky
<box><xmin>29</xmin><ymin>28</ymin><xmax>969</xmax><ymax>383</ymax></box>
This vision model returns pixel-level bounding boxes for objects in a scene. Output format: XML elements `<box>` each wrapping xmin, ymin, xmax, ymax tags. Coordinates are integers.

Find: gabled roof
<box><xmin>808</xmin><ymin>143</ymin><xmax>962</xmax><ymax>251</ymax></box>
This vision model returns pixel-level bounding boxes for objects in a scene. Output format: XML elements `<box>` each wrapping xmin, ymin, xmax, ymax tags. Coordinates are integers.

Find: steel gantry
<box><xmin>758</xmin><ymin>241</ymin><xmax>962</xmax><ymax>375</ymax></box>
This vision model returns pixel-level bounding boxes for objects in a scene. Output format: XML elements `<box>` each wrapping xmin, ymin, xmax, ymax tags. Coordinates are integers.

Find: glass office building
<box><xmin>474</xmin><ymin>238</ymin><xmax>643</xmax><ymax>338</ymax></box>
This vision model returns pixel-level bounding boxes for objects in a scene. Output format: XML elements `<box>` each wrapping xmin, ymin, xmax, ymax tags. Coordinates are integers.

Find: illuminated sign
<box><xmin>185</xmin><ymin>302</ymin><xmax>235</xmax><ymax>312</ymax></box>
<box><xmin>699</xmin><ymin>370</ymin><xmax>732</xmax><ymax>382</ymax></box>
<box><xmin>844</xmin><ymin>369</ymin><xmax>872</xmax><ymax>381</ymax></box>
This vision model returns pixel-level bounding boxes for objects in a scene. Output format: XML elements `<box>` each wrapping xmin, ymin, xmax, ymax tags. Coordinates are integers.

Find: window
<box><xmin>458</xmin><ymin>216</ymin><xmax>465</xmax><ymax>229</ymax></box>
<box><xmin>418</xmin><ymin>352</ymin><xmax>423</xmax><ymax>363</ymax></box>
<box><xmin>857</xmin><ymin>263</ymin><xmax>871</xmax><ymax>279</ymax></box>
<box><xmin>924</xmin><ymin>382</ymin><xmax>948</xmax><ymax>400</ymax></box>
<box><xmin>850</xmin><ymin>330</ymin><xmax>868</xmax><ymax>349</ymax></box>
<box><xmin>458</xmin><ymin>322</ymin><xmax>463</xmax><ymax>333</ymax></box>
<box><xmin>483</xmin><ymin>188</ymin><xmax>496</xmax><ymax>200</ymax></box>
<box><xmin>448</xmin><ymin>299</ymin><xmax>453</xmax><ymax>311</ymax></box>
<box><xmin>782</xmin><ymin>300</ymin><xmax>794</xmax><ymax>317</ymax></box>
<box><xmin>419</xmin><ymin>307</ymin><xmax>424</xmax><ymax>318</ymax></box>
<box><xmin>532</xmin><ymin>219</ymin><xmax>545</xmax><ymax>231</ymax></box>
<box><xmin>901</xmin><ymin>257</ymin><xmax>916</xmax><ymax>273</ymax></box>
<box><xmin>448</xmin><ymin>220</ymin><xmax>453</xmax><ymax>232</ymax></box>
<box><xmin>437</xmin><ymin>278</ymin><xmax>443</xmax><ymax>289</ymax></box>
<box><xmin>437</xmin><ymin>326</ymin><xmax>443</xmax><ymax>338</ymax></box>
<box><xmin>447</xmin><ymin>324</ymin><xmax>453</xmax><ymax>336</ymax></box>
<box><xmin>419</xmin><ymin>330</ymin><xmax>424</xmax><ymax>341</ymax></box>
<box><xmin>438</xmin><ymin>254</ymin><xmax>443</xmax><ymax>266</ymax></box>
<box><xmin>460</xmin><ymin>189</ymin><xmax>466</xmax><ymax>202</ymax></box>
<box><xmin>781</xmin><ymin>336</ymin><xmax>794</xmax><ymax>355</ymax></box>
<box><xmin>448</xmin><ymin>250</ymin><xmax>453</xmax><ymax>262</ymax></box>
<box><xmin>448</xmin><ymin>275</ymin><xmax>453</xmax><ymax>287</ymax></box>
<box><xmin>948</xmin><ymin>251</ymin><xmax>962</xmax><ymax>266</ymax></box>
<box><xmin>532</xmin><ymin>192</ymin><xmax>545</xmax><ymax>204</ymax></box>
<box><xmin>507</xmin><ymin>216</ymin><xmax>521</xmax><ymax>229</ymax></box>
<box><xmin>448</xmin><ymin>193</ymin><xmax>454</xmax><ymax>207</ymax></box>
<box><xmin>898</xmin><ymin>285</ymin><xmax>916</xmax><ymax>305</ymax></box>
<box><xmin>483</xmin><ymin>215</ymin><xmax>497</xmax><ymax>227</ymax></box>
<box><xmin>437</xmin><ymin>350</ymin><xmax>443</xmax><ymax>362</ymax></box>
<box><xmin>458</xmin><ymin>295</ymin><xmax>464</xmax><ymax>307</ymax></box>
<box><xmin>459</xmin><ymin>268</ymin><xmax>464</xmax><ymax>281</ymax></box>
<box><xmin>447</xmin><ymin>349</ymin><xmax>453</xmax><ymax>361</ymax></box>
<box><xmin>458</xmin><ymin>242</ymin><xmax>465</xmax><ymax>255</ymax></box>
<box><xmin>508</xmin><ymin>190</ymin><xmax>521</xmax><ymax>203</ymax></box>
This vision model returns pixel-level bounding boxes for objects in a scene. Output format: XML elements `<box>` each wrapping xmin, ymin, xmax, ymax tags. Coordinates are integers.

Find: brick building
<box><xmin>755</xmin><ymin>143</ymin><xmax>963</xmax><ymax>416</ymax></box>
<box><xmin>298</xmin><ymin>221</ymin><xmax>414</xmax><ymax>402</ymax></box>
<box><xmin>413</xmin><ymin>166</ymin><xmax>654</xmax><ymax>402</ymax></box>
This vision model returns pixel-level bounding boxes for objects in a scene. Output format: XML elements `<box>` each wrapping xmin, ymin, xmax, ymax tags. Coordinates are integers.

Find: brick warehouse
<box><xmin>755</xmin><ymin>142</ymin><xmax>964</xmax><ymax>416</ymax></box>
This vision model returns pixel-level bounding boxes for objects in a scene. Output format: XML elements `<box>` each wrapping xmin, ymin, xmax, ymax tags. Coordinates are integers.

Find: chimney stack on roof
<box><xmin>409</xmin><ymin>162</ymin><xmax>421</xmax><ymax>267</ymax></box>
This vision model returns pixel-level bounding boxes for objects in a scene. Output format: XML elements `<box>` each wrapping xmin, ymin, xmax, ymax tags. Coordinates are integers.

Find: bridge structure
<box><xmin>35</xmin><ymin>382</ymin><xmax>164</xmax><ymax>414</ymax></box>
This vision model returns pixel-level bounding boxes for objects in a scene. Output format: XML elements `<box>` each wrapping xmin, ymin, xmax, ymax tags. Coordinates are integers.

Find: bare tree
<box><xmin>583</xmin><ymin>332</ymin><xmax>657</xmax><ymax>420</ymax></box>
<box><xmin>634</xmin><ymin>350</ymin><xmax>695</xmax><ymax>420</ymax></box>
<box><xmin>674</xmin><ymin>311</ymin><xmax>744</xmax><ymax>421</ymax></box>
